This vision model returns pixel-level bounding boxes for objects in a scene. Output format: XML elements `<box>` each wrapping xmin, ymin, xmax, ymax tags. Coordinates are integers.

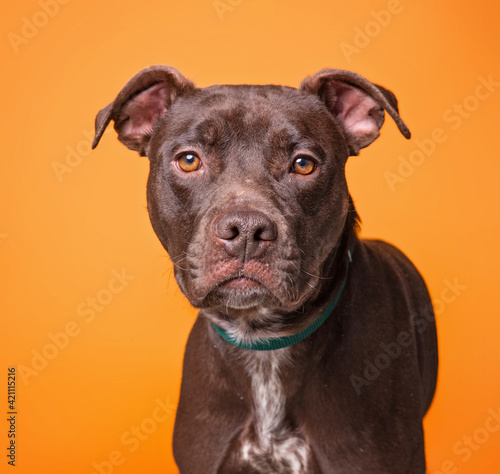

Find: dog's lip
<box><xmin>218</xmin><ymin>275</ymin><xmax>264</xmax><ymax>291</ymax></box>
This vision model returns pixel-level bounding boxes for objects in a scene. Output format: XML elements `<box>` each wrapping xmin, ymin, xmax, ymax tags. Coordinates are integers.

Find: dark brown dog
<box><xmin>93</xmin><ymin>66</ymin><xmax>438</xmax><ymax>473</ymax></box>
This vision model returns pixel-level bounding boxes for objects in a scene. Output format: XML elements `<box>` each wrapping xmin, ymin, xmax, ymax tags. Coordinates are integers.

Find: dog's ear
<box><xmin>300</xmin><ymin>69</ymin><xmax>410</xmax><ymax>156</ymax></box>
<box><xmin>92</xmin><ymin>66</ymin><xmax>195</xmax><ymax>156</ymax></box>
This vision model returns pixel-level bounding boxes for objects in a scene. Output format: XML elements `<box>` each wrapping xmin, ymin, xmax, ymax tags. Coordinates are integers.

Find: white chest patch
<box><xmin>240</xmin><ymin>351</ymin><xmax>310</xmax><ymax>473</ymax></box>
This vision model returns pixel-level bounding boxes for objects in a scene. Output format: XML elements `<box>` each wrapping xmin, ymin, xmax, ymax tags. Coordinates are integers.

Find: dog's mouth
<box><xmin>219</xmin><ymin>275</ymin><xmax>263</xmax><ymax>291</ymax></box>
<box><xmin>194</xmin><ymin>268</ymin><xmax>282</xmax><ymax>310</ymax></box>
<box><xmin>176</xmin><ymin>246</ymin><xmax>308</xmax><ymax>312</ymax></box>
<box><xmin>213</xmin><ymin>273</ymin><xmax>271</xmax><ymax>310</ymax></box>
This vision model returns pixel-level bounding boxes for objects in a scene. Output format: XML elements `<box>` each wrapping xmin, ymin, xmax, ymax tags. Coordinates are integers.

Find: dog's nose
<box><xmin>214</xmin><ymin>211</ymin><xmax>277</xmax><ymax>261</ymax></box>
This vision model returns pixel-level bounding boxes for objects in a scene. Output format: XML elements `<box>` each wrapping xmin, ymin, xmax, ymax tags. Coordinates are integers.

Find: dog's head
<box><xmin>92</xmin><ymin>66</ymin><xmax>409</xmax><ymax>333</ymax></box>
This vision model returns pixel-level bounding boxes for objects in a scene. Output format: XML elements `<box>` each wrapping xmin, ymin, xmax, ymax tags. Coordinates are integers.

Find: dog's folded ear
<box><xmin>300</xmin><ymin>69</ymin><xmax>411</xmax><ymax>156</ymax></box>
<box><xmin>92</xmin><ymin>66</ymin><xmax>195</xmax><ymax>156</ymax></box>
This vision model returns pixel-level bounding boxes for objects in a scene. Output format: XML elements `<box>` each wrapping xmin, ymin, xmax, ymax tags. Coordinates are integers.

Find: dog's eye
<box><xmin>291</xmin><ymin>156</ymin><xmax>316</xmax><ymax>175</ymax></box>
<box><xmin>177</xmin><ymin>153</ymin><xmax>201</xmax><ymax>172</ymax></box>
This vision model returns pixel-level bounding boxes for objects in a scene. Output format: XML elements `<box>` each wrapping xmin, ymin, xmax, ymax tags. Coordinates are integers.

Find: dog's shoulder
<box><xmin>356</xmin><ymin>238</ymin><xmax>422</xmax><ymax>271</ymax></box>
<box><xmin>353</xmin><ymin>238</ymin><xmax>431</xmax><ymax>301</ymax></box>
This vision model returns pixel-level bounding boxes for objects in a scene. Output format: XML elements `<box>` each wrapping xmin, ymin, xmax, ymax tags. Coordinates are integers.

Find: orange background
<box><xmin>2</xmin><ymin>0</ymin><xmax>499</xmax><ymax>472</ymax></box>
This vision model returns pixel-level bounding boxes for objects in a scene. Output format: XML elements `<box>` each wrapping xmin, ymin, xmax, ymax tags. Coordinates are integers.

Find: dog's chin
<box><xmin>214</xmin><ymin>277</ymin><xmax>273</xmax><ymax>310</ymax></box>
<box><xmin>199</xmin><ymin>277</ymin><xmax>278</xmax><ymax>311</ymax></box>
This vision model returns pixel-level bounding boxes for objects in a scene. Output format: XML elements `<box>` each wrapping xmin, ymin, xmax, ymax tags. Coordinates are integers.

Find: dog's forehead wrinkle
<box><xmin>185</xmin><ymin>85</ymin><xmax>324</xmax><ymax>134</ymax></box>
<box><xmin>201</xmin><ymin>83</ymin><xmax>297</xmax><ymax>99</ymax></box>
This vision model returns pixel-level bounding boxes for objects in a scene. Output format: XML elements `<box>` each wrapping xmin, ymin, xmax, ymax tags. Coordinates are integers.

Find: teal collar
<box><xmin>212</xmin><ymin>248</ymin><xmax>352</xmax><ymax>351</ymax></box>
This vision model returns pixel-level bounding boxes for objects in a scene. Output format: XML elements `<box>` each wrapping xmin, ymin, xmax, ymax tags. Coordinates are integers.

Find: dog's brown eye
<box><xmin>291</xmin><ymin>156</ymin><xmax>316</xmax><ymax>175</ymax></box>
<box><xmin>177</xmin><ymin>153</ymin><xmax>201</xmax><ymax>172</ymax></box>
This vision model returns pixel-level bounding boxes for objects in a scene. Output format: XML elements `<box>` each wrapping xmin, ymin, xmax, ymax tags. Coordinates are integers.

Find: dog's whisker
<box><xmin>303</xmin><ymin>279</ymin><xmax>318</xmax><ymax>291</ymax></box>
<box><xmin>172</xmin><ymin>263</ymin><xmax>189</xmax><ymax>271</ymax></box>
<box><xmin>172</xmin><ymin>252</ymin><xmax>195</xmax><ymax>263</ymax></box>
<box><xmin>161</xmin><ymin>267</ymin><xmax>172</xmax><ymax>278</ymax></box>
<box><xmin>301</xmin><ymin>269</ymin><xmax>333</xmax><ymax>280</ymax></box>
<box><xmin>288</xmin><ymin>260</ymin><xmax>331</xmax><ymax>282</ymax></box>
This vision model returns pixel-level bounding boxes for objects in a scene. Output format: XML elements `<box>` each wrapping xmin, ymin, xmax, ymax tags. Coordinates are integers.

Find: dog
<box><xmin>92</xmin><ymin>66</ymin><xmax>438</xmax><ymax>473</ymax></box>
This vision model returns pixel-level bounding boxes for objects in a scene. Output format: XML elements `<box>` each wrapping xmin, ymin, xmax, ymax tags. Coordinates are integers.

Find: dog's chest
<box><xmin>237</xmin><ymin>351</ymin><xmax>311</xmax><ymax>473</ymax></box>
